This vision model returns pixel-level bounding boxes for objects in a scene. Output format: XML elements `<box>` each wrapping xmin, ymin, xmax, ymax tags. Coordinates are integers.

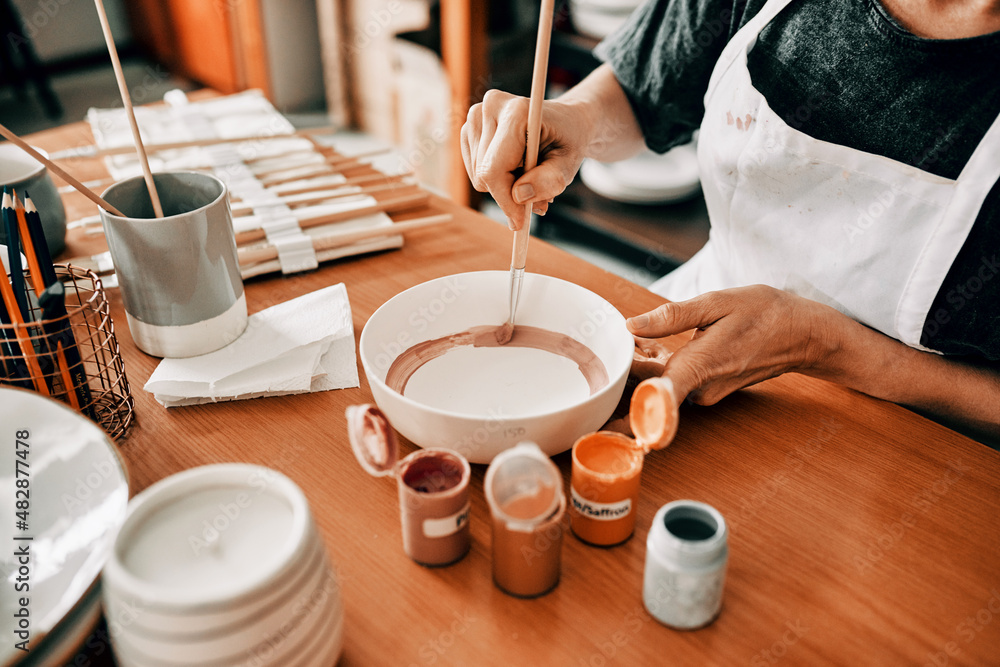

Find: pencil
<box><xmin>23</xmin><ymin>191</ymin><xmax>96</xmax><ymax>417</ymax></box>
<box><xmin>13</xmin><ymin>192</ymin><xmax>46</xmax><ymax>295</ymax></box>
<box><xmin>2</xmin><ymin>191</ymin><xmax>32</xmax><ymax>320</ymax></box>
<box><xmin>0</xmin><ymin>282</ymin><xmax>34</xmax><ymax>390</ymax></box>
<box><xmin>20</xmin><ymin>193</ymin><xmax>58</xmax><ymax>287</ymax></box>
<box><xmin>55</xmin><ymin>341</ymin><xmax>81</xmax><ymax>411</ymax></box>
<box><xmin>0</xmin><ymin>257</ymin><xmax>48</xmax><ymax>394</ymax></box>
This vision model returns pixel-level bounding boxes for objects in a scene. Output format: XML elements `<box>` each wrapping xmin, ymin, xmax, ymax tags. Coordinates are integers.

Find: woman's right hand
<box><xmin>461</xmin><ymin>89</ymin><xmax>592</xmax><ymax>230</ymax></box>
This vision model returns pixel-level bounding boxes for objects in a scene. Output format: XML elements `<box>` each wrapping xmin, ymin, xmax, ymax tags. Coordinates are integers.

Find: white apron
<box><xmin>650</xmin><ymin>0</ymin><xmax>1000</xmax><ymax>351</ymax></box>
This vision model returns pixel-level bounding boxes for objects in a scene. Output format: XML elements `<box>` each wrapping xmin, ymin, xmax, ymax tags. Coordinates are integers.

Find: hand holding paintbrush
<box><xmin>496</xmin><ymin>0</ymin><xmax>556</xmax><ymax>345</ymax></box>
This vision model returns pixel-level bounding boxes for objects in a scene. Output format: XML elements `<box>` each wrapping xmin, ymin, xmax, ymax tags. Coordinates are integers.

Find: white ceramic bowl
<box><xmin>359</xmin><ymin>271</ymin><xmax>634</xmax><ymax>464</ymax></box>
<box><xmin>101</xmin><ymin>464</ymin><xmax>343</xmax><ymax>667</ymax></box>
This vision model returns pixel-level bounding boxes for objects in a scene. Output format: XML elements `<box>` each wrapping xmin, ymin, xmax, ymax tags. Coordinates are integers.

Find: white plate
<box><xmin>1</xmin><ymin>388</ymin><xmax>129</xmax><ymax>667</ymax></box>
<box><xmin>16</xmin><ymin>581</ymin><xmax>103</xmax><ymax>667</ymax></box>
<box><xmin>580</xmin><ymin>142</ymin><xmax>701</xmax><ymax>204</ymax></box>
<box><xmin>570</xmin><ymin>2</ymin><xmax>637</xmax><ymax>39</ymax></box>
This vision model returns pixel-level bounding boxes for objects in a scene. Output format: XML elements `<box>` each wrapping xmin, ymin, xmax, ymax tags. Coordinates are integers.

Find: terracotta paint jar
<box><xmin>569</xmin><ymin>377</ymin><xmax>680</xmax><ymax>546</ymax></box>
<box><xmin>484</xmin><ymin>442</ymin><xmax>566</xmax><ymax>598</ymax></box>
<box><xmin>347</xmin><ymin>404</ymin><xmax>471</xmax><ymax>566</ymax></box>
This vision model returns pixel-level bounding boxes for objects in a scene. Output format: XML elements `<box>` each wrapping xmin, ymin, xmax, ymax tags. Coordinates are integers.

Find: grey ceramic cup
<box><xmin>0</xmin><ymin>143</ymin><xmax>67</xmax><ymax>256</ymax></box>
<box><xmin>100</xmin><ymin>172</ymin><xmax>248</xmax><ymax>358</ymax></box>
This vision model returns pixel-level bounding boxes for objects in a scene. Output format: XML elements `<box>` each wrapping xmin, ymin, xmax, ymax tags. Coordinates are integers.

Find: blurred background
<box><xmin>1</xmin><ymin>0</ymin><xmax>710</xmax><ymax>287</ymax></box>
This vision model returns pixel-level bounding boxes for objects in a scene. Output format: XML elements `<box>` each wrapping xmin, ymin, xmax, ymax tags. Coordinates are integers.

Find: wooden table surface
<box><xmin>22</xmin><ymin>117</ymin><xmax>1000</xmax><ymax>666</ymax></box>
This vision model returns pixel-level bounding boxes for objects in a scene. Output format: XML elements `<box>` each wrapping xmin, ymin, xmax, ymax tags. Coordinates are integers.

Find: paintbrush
<box><xmin>0</xmin><ymin>122</ymin><xmax>126</xmax><ymax>216</ymax></box>
<box><xmin>497</xmin><ymin>0</ymin><xmax>555</xmax><ymax>345</ymax></box>
<box><xmin>94</xmin><ymin>0</ymin><xmax>163</xmax><ymax>217</ymax></box>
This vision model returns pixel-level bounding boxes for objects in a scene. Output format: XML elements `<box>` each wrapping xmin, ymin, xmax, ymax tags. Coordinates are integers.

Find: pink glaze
<box><xmin>385</xmin><ymin>325</ymin><xmax>609</xmax><ymax>396</ymax></box>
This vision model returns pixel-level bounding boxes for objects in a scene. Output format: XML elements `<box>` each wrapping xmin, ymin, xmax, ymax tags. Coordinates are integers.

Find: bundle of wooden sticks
<box><xmin>58</xmin><ymin>130</ymin><xmax>451</xmax><ymax>279</ymax></box>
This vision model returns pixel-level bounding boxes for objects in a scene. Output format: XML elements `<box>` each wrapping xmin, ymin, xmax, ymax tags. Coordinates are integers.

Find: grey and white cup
<box><xmin>100</xmin><ymin>172</ymin><xmax>247</xmax><ymax>358</ymax></box>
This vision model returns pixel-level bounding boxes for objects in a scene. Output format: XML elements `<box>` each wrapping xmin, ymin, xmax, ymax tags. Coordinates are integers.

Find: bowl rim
<box><xmin>359</xmin><ymin>270</ymin><xmax>634</xmax><ymax>422</ymax></box>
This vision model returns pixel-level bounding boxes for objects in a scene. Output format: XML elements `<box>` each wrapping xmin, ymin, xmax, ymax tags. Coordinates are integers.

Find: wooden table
<box><xmin>23</xmin><ymin>118</ymin><xmax>1000</xmax><ymax>666</ymax></box>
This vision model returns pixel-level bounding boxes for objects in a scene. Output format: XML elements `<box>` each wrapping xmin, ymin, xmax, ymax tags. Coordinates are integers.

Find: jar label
<box><xmin>423</xmin><ymin>502</ymin><xmax>471</xmax><ymax>538</ymax></box>
<box><xmin>571</xmin><ymin>487</ymin><xmax>632</xmax><ymax>521</ymax></box>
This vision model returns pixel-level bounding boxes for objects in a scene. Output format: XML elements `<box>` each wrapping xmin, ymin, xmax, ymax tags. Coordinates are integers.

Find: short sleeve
<box><xmin>594</xmin><ymin>0</ymin><xmax>759</xmax><ymax>153</ymax></box>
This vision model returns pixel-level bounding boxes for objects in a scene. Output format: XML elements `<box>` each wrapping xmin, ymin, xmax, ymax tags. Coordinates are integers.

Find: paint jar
<box><xmin>569</xmin><ymin>377</ymin><xmax>679</xmax><ymax>546</ymax></box>
<box><xmin>484</xmin><ymin>442</ymin><xmax>566</xmax><ymax>598</ymax></box>
<box><xmin>347</xmin><ymin>404</ymin><xmax>471</xmax><ymax>566</ymax></box>
<box><xmin>99</xmin><ymin>171</ymin><xmax>247</xmax><ymax>358</ymax></box>
<box><xmin>570</xmin><ymin>431</ymin><xmax>646</xmax><ymax>546</ymax></box>
<box><xmin>643</xmin><ymin>500</ymin><xmax>728</xmax><ymax>630</ymax></box>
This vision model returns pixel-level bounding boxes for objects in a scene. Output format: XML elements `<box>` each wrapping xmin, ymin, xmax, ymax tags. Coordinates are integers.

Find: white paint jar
<box><xmin>643</xmin><ymin>500</ymin><xmax>728</xmax><ymax>630</ymax></box>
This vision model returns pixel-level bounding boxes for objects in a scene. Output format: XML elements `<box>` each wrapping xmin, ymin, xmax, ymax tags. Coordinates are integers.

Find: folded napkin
<box><xmin>144</xmin><ymin>283</ymin><xmax>359</xmax><ymax>407</ymax></box>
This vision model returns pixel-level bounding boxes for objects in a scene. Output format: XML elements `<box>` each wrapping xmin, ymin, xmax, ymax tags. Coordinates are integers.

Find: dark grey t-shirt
<box><xmin>597</xmin><ymin>0</ymin><xmax>1000</xmax><ymax>360</ymax></box>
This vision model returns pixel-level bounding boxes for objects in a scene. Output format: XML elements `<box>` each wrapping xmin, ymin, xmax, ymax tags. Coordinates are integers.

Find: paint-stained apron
<box><xmin>649</xmin><ymin>0</ymin><xmax>1000</xmax><ymax>351</ymax></box>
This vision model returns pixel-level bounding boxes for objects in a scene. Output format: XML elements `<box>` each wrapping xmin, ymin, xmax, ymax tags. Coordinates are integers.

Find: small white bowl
<box><xmin>102</xmin><ymin>464</ymin><xmax>343</xmax><ymax>666</ymax></box>
<box><xmin>109</xmin><ymin>556</ymin><xmax>340</xmax><ymax>666</ymax></box>
<box><xmin>359</xmin><ymin>271</ymin><xmax>634</xmax><ymax>463</ymax></box>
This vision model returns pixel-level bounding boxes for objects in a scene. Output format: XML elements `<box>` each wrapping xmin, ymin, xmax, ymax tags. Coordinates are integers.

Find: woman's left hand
<box><xmin>627</xmin><ymin>285</ymin><xmax>848</xmax><ymax>405</ymax></box>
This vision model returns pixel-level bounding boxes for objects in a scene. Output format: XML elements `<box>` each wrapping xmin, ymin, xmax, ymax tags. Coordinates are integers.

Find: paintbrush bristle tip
<box><xmin>495</xmin><ymin>322</ymin><xmax>514</xmax><ymax>345</ymax></box>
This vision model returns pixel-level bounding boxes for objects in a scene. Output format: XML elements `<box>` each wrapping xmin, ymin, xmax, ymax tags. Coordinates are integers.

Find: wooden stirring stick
<box><xmin>0</xmin><ymin>122</ymin><xmax>126</xmax><ymax>216</ymax></box>
<box><xmin>93</xmin><ymin>0</ymin><xmax>163</xmax><ymax>217</ymax></box>
<box><xmin>498</xmin><ymin>0</ymin><xmax>555</xmax><ymax>344</ymax></box>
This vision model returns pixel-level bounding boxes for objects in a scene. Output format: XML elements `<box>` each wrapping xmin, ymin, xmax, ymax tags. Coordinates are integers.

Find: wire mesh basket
<box><xmin>1</xmin><ymin>265</ymin><xmax>134</xmax><ymax>440</ymax></box>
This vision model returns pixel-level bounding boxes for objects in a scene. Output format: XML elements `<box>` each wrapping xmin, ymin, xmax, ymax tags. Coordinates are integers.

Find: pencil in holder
<box><xmin>0</xmin><ymin>265</ymin><xmax>134</xmax><ymax>440</ymax></box>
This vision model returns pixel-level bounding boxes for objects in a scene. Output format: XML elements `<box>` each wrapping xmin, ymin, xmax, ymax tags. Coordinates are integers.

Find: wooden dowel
<box><xmin>230</xmin><ymin>181</ymin><xmax>419</xmax><ymax>216</ymax></box>
<box><xmin>238</xmin><ymin>214</ymin><xmax>451</xmax><ymax>265</ymax></box>
<box><xmin>270</xmin><ymin>171</ymin><xmax>414</xmax><ymax>196</ymax></box>
<box><xmin>49</xmin><ymin>126</ymin><xmax>342</xmax><ymax>160</ymax></box>
<box><xmin>0</xmin><ymin>122</ymin><xmax>126</xmax><ymax>216</ymax></box>
<box><xmin>258</xmin><ymin>162</ymin><xmax>367</xmax><ymax>187</ymax></box>
<box><xmin>233</xmin><ymin>191</ymin><xmax>431</xmax><ymax>245</ymax></box>
<box><xmin>93</xmin><ymin>0</ymin><xmax>163</xmax><ymax>217</ymax></box>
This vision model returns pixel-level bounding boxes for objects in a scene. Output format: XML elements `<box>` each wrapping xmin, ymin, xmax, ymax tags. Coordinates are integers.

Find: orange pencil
<box><xmin>13</xmin><ymin>191</ymin><xmax>46</xmax><ymax>295</ymax></box>
<box><xmin>55</xmin><ymin>341</ymin><xmax>81</xmax><ymax>410</ymax></box>
<box><xmin>0</xmin><ymin>266</ymin><xmax>48</xmax><ymax>395</ymax></box>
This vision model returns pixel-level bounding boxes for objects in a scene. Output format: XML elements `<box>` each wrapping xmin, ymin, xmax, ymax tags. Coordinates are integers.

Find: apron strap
<box><xmin>896</xmin><ymin>109</ymin><xmax>1000</xmax><ymax>347</ymax></box>
<box><xmin>705</xmin><ymin>0</ymin><xmax>798</xmax><ymax>100</ymax></box>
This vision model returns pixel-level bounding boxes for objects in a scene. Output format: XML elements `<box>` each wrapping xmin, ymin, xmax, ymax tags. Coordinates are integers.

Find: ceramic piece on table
<box><xmin>101</xmin><ymin>463</ymin><xmax>343</xmax><ymax>667</ymax></box>
<box><xmin>360</xmin><ymin>271</ymin><xmax>634</xmax><ymax>464</ymax></box>
<box><xmin>0</xmin><ymin>388</ymin><xmax>129</xmax><ymax>667</ymax></box>
<box><xmin>580</xmin><ymin>141</ymin><xmax>701</xmax><ymax>205</ymax></box>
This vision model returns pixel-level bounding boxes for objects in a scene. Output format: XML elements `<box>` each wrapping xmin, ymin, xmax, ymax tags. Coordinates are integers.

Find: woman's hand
<box><xmin>460</xmin><ymin>65</ymin><xmax>646</xmax><ymax>230</ymax></box>
<box><xmin>626</xmin><ymin>285</ymin><xmax>841</xmax><ymax>405</ymax></box>
<box><xmin>461</xmin><ymin>90</ymin><xmax>588</xmax><ymax>230</ymax></box>
<box><xmin>627</xmin><ymin>284</ymin><xmax>1000</xmax><ymax>443</ymax></box>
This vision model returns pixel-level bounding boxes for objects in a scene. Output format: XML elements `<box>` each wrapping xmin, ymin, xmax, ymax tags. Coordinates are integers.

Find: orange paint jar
<box><xmin>570</xmin><ymin>432</ymin><xmax>644</xmax><ymax>545</ymax></box>
<box><xmin>570</xmin><ymin>377</ymin><xmax>679</xmax><ymax>547</ymax></box>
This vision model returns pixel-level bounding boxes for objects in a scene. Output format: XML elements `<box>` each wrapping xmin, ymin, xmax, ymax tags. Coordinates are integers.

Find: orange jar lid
<box><xmin>628</xmin><ymin>377</ymin><xmax>679</xmax><ymax>452</ymax></box>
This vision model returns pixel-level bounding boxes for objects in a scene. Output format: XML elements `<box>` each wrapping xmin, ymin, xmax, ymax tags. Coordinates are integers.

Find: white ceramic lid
<box><xmin>102</xmin><ymin>463</ymin><xmax>312</xmax><ymax>612</ymax></box>
<box><xmin>346</xmin><ymin>403</ymin><xmax>399</xmax><ymax>477</ymax></box>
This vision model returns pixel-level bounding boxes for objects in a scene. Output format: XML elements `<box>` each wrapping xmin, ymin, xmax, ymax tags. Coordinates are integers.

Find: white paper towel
<box><xmin>144</xmin><ymin>283</ymin><xmax>359</xmax><ymax>407</ymax></box>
